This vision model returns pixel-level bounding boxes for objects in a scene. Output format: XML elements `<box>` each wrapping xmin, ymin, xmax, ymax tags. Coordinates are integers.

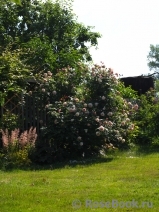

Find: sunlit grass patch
<box><xmin>0</xmin><ymin>151</ymin><xmax>159</xmax><ymax>212</ymax></box>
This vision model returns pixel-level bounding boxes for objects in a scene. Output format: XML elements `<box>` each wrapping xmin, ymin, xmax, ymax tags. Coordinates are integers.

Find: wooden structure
<box><xmin>120</xmin><ymin>76</ymin><xmax>154</xmax><ymax>95</ymax></box>
<box><xmin>0</xmin><ymin>92</ymin><xmax>48</xmax><ymax>136</ymax></box>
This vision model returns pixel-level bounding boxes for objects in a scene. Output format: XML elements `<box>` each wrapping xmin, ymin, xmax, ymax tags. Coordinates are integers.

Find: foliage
<box><xmin>0</xmin><ymin>0</ymin><xmax>101</xmax><ymax>134</ymax></box>
<box><xmin>0</xmin><ymin>91</ymin><xmax>6</xmax><ymax>106</ymax></box>
<box><xmin>11</xmin><ymin>0</ymin><xmax>21</xmax><ymax>5</ymax></box>
<box><xmin>118</xmin><ymin>82</ymin><xmax>138</xmax><ymax>99</ymax></box>
<box><xmin>0</xmin><ymin>111</ymin><xmax>20</xmax><ymax>132</ymax></box>
<box><xmin>134</xmin><ymin>88</ymin><xmax>159</xmax><ymax>146</ymax></box>
<box><xmin>147</xmin><ymin>44</ymin><xmax>159</xmax><ymax>73</ymax></box>
<box><xmin>32</xmin><ymin>64</ymin><xmax>139</xmax><ymax>163</ymax></box>
<box><xmin>0</xmin><ymin>0</ymin><xmax>102</xmax><ymax>166</ymax></box>
<box><xmin>0</xmin><ymin>0</ymin><xmax>101</xmax><ymax>69</ymax></box>
<box><xmin>0</xmin><ymin>44</ymin><xmax>37</xmax><ymax>96</ymax></box>
<box><xmin>0</xmin><ymin>127</ymin><xmax>37</xmax><ymax>169</ymax></box>
<box><xmin>2</xmin><ymin>0</ymin><xmax>156</xmax><ymax>165</ymax></box>
<box><xmin>155</xmin><ymin>79</ymin><xmax>159</xmax><ymax>92</ymax></box>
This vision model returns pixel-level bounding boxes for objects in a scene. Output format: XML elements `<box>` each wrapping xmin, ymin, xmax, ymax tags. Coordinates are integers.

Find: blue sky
<box><xmin>73</xmin><ymin>0</ymin><xmax>159</xmax><ymax>77</ymax></box>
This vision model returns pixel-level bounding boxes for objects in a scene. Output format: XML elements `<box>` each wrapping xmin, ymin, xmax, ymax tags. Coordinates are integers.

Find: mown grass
<box><xmin>0</xmin><ymin>149</ymin><xmax>159</xmax><ymax>212</ymax></box>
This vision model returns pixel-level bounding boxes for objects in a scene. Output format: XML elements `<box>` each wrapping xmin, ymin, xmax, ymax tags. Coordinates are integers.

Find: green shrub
<box><xmin>0</xmin><ymin>111</ymin><xmax>20</xmax><ymax>132</ymax></box>
<box><xmin>134</xmin><ymin>88</ymin><xmax>159</xmax><ymax>146</ymax></box>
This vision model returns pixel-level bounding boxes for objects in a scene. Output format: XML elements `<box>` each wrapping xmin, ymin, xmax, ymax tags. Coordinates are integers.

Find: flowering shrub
<box><xmin>0</xmin><ymin>127</ymin><xmax>37</xmax><ymax>169</ymax></box>
<box><xmin>34</xmin><ymin>63</ymin><xmax>138</xmax><ymax>162</ymax></box>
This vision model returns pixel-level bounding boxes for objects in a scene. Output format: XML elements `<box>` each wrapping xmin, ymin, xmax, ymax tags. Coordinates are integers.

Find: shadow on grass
<box><xmin>1</xmin><ymin>156</ymin><xmax>114</xmax><ymax>172</ymax></box>
<box><xmin>2</xmin><ymin>145</ymin><xmax>159</xmax><ymax>172</ymax></box>
<box><xmin>28</xmin><ymin>157</ymin><xmax>114</xmax><ymax>171</ymax></box>
<box><xmin>135</xmin><ymin>144</ymin><xmax>159</xmax><ymax>156</ymax></box>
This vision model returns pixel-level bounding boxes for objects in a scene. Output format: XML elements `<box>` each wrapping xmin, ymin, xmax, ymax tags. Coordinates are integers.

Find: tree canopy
<box><xmin>0</xmin><ymin>0</ymin><xmax>101</xmax><ymax>105</ymax></box>
<box><xmin>0</xmin><ymin>0</ymin><xmax>101</xmax><ymax>71</ymax></box>
<box><xmin>147</xmin><ymin>44</ymin><xmax>159</xmax><ymax>74</ymax></box>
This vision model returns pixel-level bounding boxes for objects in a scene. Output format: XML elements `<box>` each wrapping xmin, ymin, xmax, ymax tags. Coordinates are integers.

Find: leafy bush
<box><xmin>34</xmin><ymin>64</ymin><xmax>138</xmax><ymax>163</ymax></box>
<box><xmin>0</xmin><ymin>111</ymin><xmax>20</xmax><ymax>132</ymax></box>
<box><xmin>134</xmin><ymin>88</ymin><xmax>159</xmax><ymax>146</ymax></box>
<box><xmin>0</xmin><ymin>127</ymin><xmax>37</xmax><ymax>169</ymax></box>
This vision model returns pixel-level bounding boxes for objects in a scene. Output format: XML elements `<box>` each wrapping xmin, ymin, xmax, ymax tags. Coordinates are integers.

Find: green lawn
<box><xmin>0</xmin><ymin>151</ymin><xmax>159</xmax><ymax>212</ymax></box>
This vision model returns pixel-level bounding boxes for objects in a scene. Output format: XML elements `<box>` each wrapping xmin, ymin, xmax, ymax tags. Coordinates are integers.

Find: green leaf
<box><xmin>11</xmin><ymin>0</ymin><xmax>21</xmax><ymax>5</ymax></box>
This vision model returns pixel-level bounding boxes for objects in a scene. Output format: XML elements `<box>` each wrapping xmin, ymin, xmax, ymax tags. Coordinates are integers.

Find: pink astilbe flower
<box><xmin>28</xmin><ymin>127</ymin><xmax>37</xmax><ymax>146</ymax></box>
<box><xmin>10</xmin><ymin>128</ymin><xmax>20</xmax><ymax>144</ymax></box>
<box><xmin>19</xmin><ymin>130</ymin><xmax>28</xmax><ymax>148</ymax></box>
<box><xmin>1</xmin><ymin>128</ymin><xmax>21</xmax><ymax>147</ymax></box>
<box><xmin>1</xmin><ymin>129</ymin><xmax>9</xmax><ymax>147</ymax></box>
<box><xmin>1</xmin><ymin>127</ymin><xmax>38</xmax><ymax>149</ymax></box>
<box><xmin>19</xmin><ymin>127</ymin><xmax>38</xmax><ymax>148</ymax></box>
